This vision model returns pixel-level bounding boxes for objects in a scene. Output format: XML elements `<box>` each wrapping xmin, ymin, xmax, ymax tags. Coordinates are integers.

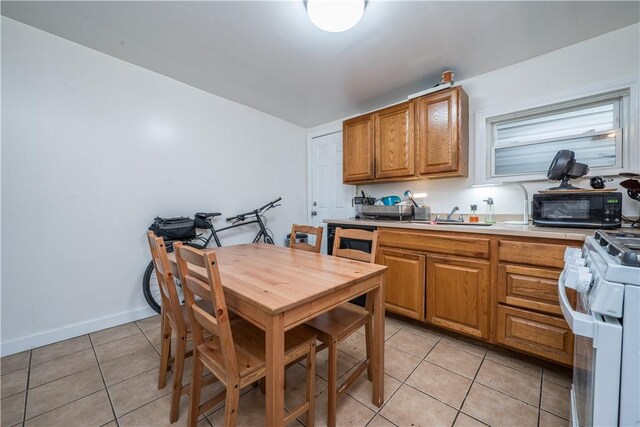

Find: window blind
<box><xmin>491</xmin><ymin>96</ymin><xmax>622</xmax><ymax>177</ymax></box>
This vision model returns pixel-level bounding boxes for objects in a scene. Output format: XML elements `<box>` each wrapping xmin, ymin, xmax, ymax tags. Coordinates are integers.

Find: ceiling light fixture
<box><xmin>305</xmin><ymin>0</ymin><xmax>366</xmax><ymax>33</ymax></box>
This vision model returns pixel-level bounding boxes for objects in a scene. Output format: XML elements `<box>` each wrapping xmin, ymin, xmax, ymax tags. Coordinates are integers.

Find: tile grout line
<box><xmin>28</xmin><ymin>343</ymin><xmax>93</xmax><ymax>368</ymax></box>
<box><xmin>398</xmin><ymin>338</ymin><xmax>476</xmax><ymax>423</ymax></box>
<box><xmin>135</xmin><ymin>317</ymin><xmax>163</xmax><ymax>357</ymax></box>
<box><xmin>25</xmin><ymin>350</ymin><xmax>99</xmax><ymax>391</ymax></box>
<box><xmin>370</xmin><ymin>331</ymin><xmax>444</xmax><ymax>423</ymax></box>
<box><xmin>23</xmin><ymin>389</ymin><xmax>107</xmax><ymax>424</ymax></box>
<box><xmin>537</xmin><ymin>369</ymin><xmax>544</xmax><ymax>426</ymax></box>
<box><xmin>21</xmin><ymin>350</ymin><xmax>32</xmax><ymax>427</ymax></box>
<box><xmin>89</xmin><ymin>334</ymin><xmax>120</xmax><ymax>427</ymax></box>
<box><xmin>454</xmin><ymin>350</ymin><xmax>488</xmax><ymax>426</ymax></box>
<box><xmin>483</xmin><ymin>350</ymin><xmax>547</xmax><ymax>376</ymax></box>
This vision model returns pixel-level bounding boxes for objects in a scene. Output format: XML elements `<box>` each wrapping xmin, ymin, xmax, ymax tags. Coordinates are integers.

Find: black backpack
<box><xmin>149</xmin><ymin>216</ymin><xmax>196</xmax><ymax>241</ymax></box>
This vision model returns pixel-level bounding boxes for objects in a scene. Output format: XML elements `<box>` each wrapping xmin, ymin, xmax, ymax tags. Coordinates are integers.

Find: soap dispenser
<box><xmin>469</xmin><ymin>204</ymin><xmax>479</xmax><ymax>223</ymax></box>
<box><xmin>483</xmin><ymin>198</ymin><xmax>495</xmax><ymax>224</ymax></box>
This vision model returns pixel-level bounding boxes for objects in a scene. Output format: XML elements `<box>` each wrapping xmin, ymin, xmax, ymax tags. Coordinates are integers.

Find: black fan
<box><xmin>620</xmin><ymin>173</ymin><xmax>640</xmax><ymax>228</ymax></box>
<box><xmin>620</xmin><ymin>173</ymin><xmax>640</xmax><ymax>202</ymax></box>
<box><xmin>546</xmin><ymin>150</ymin><xmax>590</xmax><ymax>190</ymax></box>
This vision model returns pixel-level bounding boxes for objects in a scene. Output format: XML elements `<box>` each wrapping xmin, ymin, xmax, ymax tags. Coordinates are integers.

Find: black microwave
<box><xmin>532</xmin><ymin>192</ymin><xmax>622</xmax><ymax>228</ymax></box>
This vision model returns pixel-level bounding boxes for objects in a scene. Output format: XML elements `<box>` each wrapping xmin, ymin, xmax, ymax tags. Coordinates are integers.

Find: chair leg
<box><xmin>158</xmin><ymin>313</ymin><xmax>172</xmax><ymax>389</ymax></box>
<box><xmin>224</xmin><ymin>382</ymin><xmax>240</xmax><ymax>427</ymax></box>
<box><xmin>170</xmin><ymin>335</ymin><xmax>187</xmax><ymax>423</ymax></box>
<box><xmin>188</xmin><ymin>350</ymin><xmax>203</xmax><ymax>427</ymax></box>
<box><xmin>305</xmin><ymin>342</ymin><xmax>316</xmax><ymax>427</ymax></box>
<box><xmin>364</xmin><ymin>318</ymin><xmax>373</xmax><ymax>382</ymax></box>
<box><xmin>327</xmin><ymin>339</ymin><xmax>338</xmax><ymax>427</ymax></box>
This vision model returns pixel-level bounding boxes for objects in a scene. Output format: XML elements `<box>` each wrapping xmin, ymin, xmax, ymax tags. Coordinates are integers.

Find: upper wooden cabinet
<box><xmin>416</xmin><ymin>87</ymin><xmax>469</xmax><ymax>177</ymax></box>
<box><xmin>374</xmin><ymin>102</ymin><xmax>415</xmax><ymax>179</ymax></box>
<box><xmin>342</xmin><ymin>87</ymin><xmax>468</xmax><ymax>184</ymax></box>
<box><xmin>343</xmin><ymin>114</ymin><xmax>375</xmax><ymax>183</ymax></box>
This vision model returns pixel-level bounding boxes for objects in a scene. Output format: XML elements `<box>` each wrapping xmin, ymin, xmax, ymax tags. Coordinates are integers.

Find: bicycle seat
<box><xmin>195</xmin><ymin>212</ymin><xmax>221</xmax><ymax>219</ymax></box>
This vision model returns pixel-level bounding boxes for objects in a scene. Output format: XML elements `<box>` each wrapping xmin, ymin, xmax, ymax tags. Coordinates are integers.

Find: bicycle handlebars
<box><xmin>225</xmin><ymin>197</ymin><xmax>282</xmax><ymax>222</ymax></box>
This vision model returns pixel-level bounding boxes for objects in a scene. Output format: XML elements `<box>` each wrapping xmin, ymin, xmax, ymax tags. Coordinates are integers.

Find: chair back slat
<box><xmin>335</xmin><ymin>248</ymin><xmax>372</xmax><ymax>263</ymax></box>
<box><xmin>290</xmin><ymin>224</ymin><xmax>324</xmax><ymax>253</ymax></box>
<box><xmin>173</xmin><ymin>242</ymin><xmax>239</xmax><ymax>380</ymax></box>
<box><xmin>191</xmin><ymin>304</ymin><xmax>221</xmax><ymax>336</ymax></box>
<box><xmin>146</xmin><ymin>231</ymin><xmax>186</xmax><ymax>332</ymax></box>
<box><xmin>184</xmin><ymin>276</ymin><xmax>214</xmax><ymax>302</ymax></box>
<box><xmin>331</xmin><ymin>227</ymin><xmax>379</xmax><ymax>264</ymax></box>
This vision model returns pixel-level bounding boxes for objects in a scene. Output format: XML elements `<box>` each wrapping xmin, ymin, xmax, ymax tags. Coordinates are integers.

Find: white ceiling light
<box><xmin>306</xmin><ymin>0</ymin><xmax>365</xmax><ymax>33</ymax></box>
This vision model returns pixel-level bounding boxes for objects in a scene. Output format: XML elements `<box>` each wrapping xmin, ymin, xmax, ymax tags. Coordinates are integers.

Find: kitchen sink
<box><xmin>409</xmin><ymin>220</ymin><xmax>494</xmax><ymax>226</ymax></box>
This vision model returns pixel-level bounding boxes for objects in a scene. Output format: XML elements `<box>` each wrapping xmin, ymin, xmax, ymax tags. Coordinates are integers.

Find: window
<box><xmin>474</xmin><ymin>77</ymin><xmax>638</xmax><ymax>184</ymax></box>
<box><xmin>490</xmin><ymin>92</ymin><xmax>625</xmax><ymax>178</ymax></box>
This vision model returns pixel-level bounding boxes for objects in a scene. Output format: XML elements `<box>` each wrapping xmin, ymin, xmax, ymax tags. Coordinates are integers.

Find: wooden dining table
<box><xmin>167</xmin><ymin>243</ymin><xmax>387</xmax><ymax>426</ymax></box>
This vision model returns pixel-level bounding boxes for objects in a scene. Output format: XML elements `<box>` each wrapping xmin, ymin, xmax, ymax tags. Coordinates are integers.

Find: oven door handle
<box><xmin>558</xmin><ymin>269</ymin><xmax>594</xmax><ymax>338</ymax></box>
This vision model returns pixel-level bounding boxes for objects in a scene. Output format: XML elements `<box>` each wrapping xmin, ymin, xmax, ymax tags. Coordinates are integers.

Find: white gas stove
<box><xmin>559</xmin><ymin>230</ymin><xmax>640</xmax><ymax>427</ymax></box>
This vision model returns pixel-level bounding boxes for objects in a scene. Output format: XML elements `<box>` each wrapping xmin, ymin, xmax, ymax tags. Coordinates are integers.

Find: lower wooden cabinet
<box><xmin>496</xmin><ymin>304</ymin><xmax>574</xmax><ymax>365</ymax></box>
<box><xmin>426</xmin><ymin>255</ymin><xmax>490</xmax><ymax>339</ymax></box>
<box><xmin>378</xmin><ymin>248</ymin><xmax>425</xmax><ymax>321</ymax></box>
<box><xmin>370</xmin><ymin>227</ymin><xmax>579</xmax><ymax>366</ymax></box>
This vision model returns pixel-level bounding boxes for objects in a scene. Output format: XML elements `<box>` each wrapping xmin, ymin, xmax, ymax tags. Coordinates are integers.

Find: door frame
<box><xmin>306</xmin><ymin>120</ymin><xmax>344</xmax><ymax>224</ymax></box>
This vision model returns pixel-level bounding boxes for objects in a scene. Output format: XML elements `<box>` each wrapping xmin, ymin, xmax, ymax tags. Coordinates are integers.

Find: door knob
<box><xmin>311</xmin><ymin>211</ymin><xmax>318</xmax><ymax>216</ymax></box>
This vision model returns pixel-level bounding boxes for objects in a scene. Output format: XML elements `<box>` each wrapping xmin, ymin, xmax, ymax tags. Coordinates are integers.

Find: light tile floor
<box><xmin>1</xmin><ymin>315</ymin><xmax>572</xmax><ymax>427</ymax></box>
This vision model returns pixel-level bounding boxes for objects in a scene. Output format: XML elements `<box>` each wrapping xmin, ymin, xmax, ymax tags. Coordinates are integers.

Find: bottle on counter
<box><xmin>469</xmin><ymin>204</ymin><xmax>479</xmax><ymax>223</ymax></box>
<box><xmin>483</xmin><ymin>198</ymin><xmax>496</xmax><ymax>224</ymax></box>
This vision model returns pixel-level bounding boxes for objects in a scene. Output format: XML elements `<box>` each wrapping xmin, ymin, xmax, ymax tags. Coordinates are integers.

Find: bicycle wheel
<box><xmin>142</xmin><ymin>241</ymin><xmax>204</xmax><ymax>314</ymax></box>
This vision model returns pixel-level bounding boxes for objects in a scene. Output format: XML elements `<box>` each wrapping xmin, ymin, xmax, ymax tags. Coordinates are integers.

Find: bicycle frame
<box><xmin>196</xmin><ymin>198</ymin><xmax>280</xmax><ymax>248</ymax></box>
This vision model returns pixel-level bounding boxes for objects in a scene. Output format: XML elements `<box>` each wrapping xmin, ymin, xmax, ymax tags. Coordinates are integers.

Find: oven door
<box><xmin>533</xmin><ymin>194</ymin><xmax>603</xmax><ymax>228</ymax></box>
<box><xmin>559</xmin><ymin>272</ymin><xmax>622</xmax><ymax>427</ymax></box>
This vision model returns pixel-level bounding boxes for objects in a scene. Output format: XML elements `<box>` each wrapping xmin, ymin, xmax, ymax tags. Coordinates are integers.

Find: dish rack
<box><xmin>358</xmin><ymin>205</ymin><xmax>414</xmax><ymax>220</ymax></box>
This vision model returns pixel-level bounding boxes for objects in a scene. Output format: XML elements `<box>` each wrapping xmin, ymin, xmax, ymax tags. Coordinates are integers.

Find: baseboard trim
<box><xmin>0</xmin><ymin>306</ymin><xmax>158</xmax><ymax>357</ymax></box>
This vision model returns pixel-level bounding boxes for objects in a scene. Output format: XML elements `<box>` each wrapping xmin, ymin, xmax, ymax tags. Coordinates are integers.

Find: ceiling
<box><xmin>2</xmin><ymin>1</ymin><xmax>639</xmax><ymax>127</ymax></box>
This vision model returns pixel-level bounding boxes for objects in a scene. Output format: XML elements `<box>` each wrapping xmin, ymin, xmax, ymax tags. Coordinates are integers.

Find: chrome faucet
<box><xmin>446</xmin><ymin>206</ymin><xmax>460</xmax><ymax>220</ymax></box>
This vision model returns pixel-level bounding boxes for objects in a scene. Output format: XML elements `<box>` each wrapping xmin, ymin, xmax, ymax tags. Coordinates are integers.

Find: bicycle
<box><xmin>142</xmin><ymin>197</ymin><xmax>281</xmax><ymax>313</ymax></box>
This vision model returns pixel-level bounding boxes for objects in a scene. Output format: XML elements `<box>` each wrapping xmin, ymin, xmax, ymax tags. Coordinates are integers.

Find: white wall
<box><xmin>348</xmin><ymin>24</ymin><xmax>640</xmax><ymax>217</ymax></box>
<box><xmin>1</xmin><ymin>18</ymin><xmax>307</xmax><ymax>356</ymax></box>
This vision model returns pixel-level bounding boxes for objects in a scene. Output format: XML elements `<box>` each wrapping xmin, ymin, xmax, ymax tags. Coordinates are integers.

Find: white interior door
<box><xmin>310</xmin><ymin>131</ymin><xmax>356</xmax><ymax>253</ymax></box>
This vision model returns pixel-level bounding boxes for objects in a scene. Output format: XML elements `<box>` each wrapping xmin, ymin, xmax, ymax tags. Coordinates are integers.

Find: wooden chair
<box><xmin>290</xmin><ymin>224</ymin><xmax>324</xmax><ymax>253</ymax></box>
<box><xmin>173</xmin><ymin>242</ymin><xmax>317</xmax><ymax>427</ymax></box>
<box><xmin>304</xmin><ymin>227</ymin><xmax>379</xmax><ymax>427</ymax></box>
<box><xmin>146</xmin><ymin>231</ymin><xmax>216</xmax><ymax>423</ymax></box>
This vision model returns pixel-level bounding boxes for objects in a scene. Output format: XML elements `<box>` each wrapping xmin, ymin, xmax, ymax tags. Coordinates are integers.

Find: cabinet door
<box><xmin>374</xmin><ymin>102</ymin><xmax>415</xmax><ymax>179</ymax></box>
<box><xmin>426</xmin><ymin>255</ymin><xmax>490</xmax><ymax>339</ymax></box>
<box><xmin>416</xmin><ymin>87</ymin><xmax>468</xmax><ymax>177</ymax></box>
<box><xmin>378</xmin><ymin>248</ymin><xmax>425</xmax><ymax>321</ymax></box>
<box><xmin>343</xmin><ymin>114</ymin><xmax>374</xmax><ymax>183</ymax></box>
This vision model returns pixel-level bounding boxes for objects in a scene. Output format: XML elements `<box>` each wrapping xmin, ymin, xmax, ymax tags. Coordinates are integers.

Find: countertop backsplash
<box><xmin>357</xmin><ymin>176</ymin><xmax>639</xmax><ymax>219</ymax></box>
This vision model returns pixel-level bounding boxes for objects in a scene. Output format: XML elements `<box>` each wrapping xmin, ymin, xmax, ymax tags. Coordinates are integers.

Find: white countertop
<box><xmin>323</xmin><ymin>218</ymin><xmax>597</xmax><ymax>241</ymax></box>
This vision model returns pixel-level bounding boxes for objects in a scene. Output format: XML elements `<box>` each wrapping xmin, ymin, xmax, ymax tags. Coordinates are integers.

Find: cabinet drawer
<box><xmin>498</xmin><ymin>240</ymin><xmax>574</xmax><ymax>269</ymax></box>
<box><xmin>496</xmin><ymin>305</ymin><xmax>573</xmax><ymax>365</ymax></box>
<box><xmin>378</xmin><ymin>229</ymin><xmax>490</xmax><ymax>258</ymax></box>
<box><xmin>498</xmin><ymin>264</ymin><xmax>576</xmax><ymax>315</ymax></box>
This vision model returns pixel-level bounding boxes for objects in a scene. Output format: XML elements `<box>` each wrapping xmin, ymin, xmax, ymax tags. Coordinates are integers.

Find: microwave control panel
<box><xmin>603</xmin><ymin>194</ymin><xmax>622</xmax><ymax>224</ymax></box>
